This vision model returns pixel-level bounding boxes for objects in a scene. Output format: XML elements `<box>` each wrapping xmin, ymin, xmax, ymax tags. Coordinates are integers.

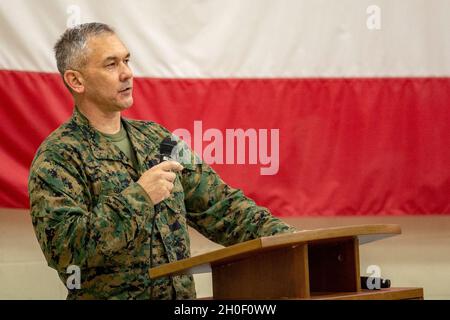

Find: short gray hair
<box><xmin>54</xmin><ymin>22</ymin><xmax>115</xmax><ymax>76</ymax></box>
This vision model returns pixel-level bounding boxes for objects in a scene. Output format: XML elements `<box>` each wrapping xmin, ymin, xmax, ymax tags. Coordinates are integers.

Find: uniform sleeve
<box><xmin>28</xmin><ymin>150</ymin><xmax>154</xmax><ymax>272</ymax></box>
<box><xmin>180</xmin><ymin>156</ymin><xmax>296</xmax><ymax>246</ymax></box>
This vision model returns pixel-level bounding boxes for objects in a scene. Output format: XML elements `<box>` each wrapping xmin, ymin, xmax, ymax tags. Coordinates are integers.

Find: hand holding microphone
<box><xmin>137</xmin><ymin>136</ymin><xmax>182</xmax><ymax>205</ymax></box>
<box><xmin>137</xmin><ymin>161</ymin><xmax>183</xmax><ymax>204</ymax></box>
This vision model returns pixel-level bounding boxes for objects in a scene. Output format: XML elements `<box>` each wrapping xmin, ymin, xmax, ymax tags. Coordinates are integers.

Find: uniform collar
<box><xmin>122</xmin><ymin>116</ymin><xmax>159</xmax><ymax>171</ymax></box>
<box><xmin>70</xmin><ymin>106</ymin><xmax>159</xmax><ymax>173</ymax></box>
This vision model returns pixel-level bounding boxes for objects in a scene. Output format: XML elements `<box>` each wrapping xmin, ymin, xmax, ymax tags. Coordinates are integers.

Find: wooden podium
<box><xmin>149</xmin><ymin>224</ymin><xmax>423</xmax><ymax>300</ymax></box>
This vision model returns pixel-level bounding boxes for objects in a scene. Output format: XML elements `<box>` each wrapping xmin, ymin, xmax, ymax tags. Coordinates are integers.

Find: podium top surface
<box><xmin>150</xmin><ymin>224</ymin><xmax>401</xmax><ymax>279</ymax></box>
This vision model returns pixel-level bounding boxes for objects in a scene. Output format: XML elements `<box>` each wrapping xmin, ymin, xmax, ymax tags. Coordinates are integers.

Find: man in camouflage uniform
<box><xmin>28</xmin><ymin>23</ymin><xmax>295</xmax><ymax>300</ymax></box>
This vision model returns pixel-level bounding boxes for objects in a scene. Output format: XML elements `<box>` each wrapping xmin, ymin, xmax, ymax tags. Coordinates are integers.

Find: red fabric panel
<box><xmin>1</xmin><ymin>70</ymin><xmax>449</xmax><ymax>215</ymax></box>
<box><xmin>0</xmin><ymin>71</ymin><xmax>72</xmax><ymax>207</ymax></box>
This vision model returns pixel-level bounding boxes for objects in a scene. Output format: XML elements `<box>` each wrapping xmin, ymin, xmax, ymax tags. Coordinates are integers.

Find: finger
<box><xmin>161</xmin><ymin>186</ymin><xmax>172</xmax><ymax>201</ymax></box>
<box><xmin>157</xmin><ymin>160</ymin><xmax>184</xmax><ymax>172</ymax></box>
<box><xmin>156</xmin><ymin>171</ymin><xmax>175</xmax><ymax>183</ymax></box>
<box><xmin>164</xmin><ymin>189</ymin><xmax>171</xmax><ymax>198</ymax></box>
<box><xmin>164</xmin><ymin>180</ymin><xmax>174</xmax><ymax>192</ymax></box>
<box><xmin>158</xmin><ymin>179</ymin><xmax>174</xmax><ymax>192</ymax></box>
<box><xmin>160</xmin><ymin>171</ymin><xmax>176</xmax><ymax>183</ymax></box>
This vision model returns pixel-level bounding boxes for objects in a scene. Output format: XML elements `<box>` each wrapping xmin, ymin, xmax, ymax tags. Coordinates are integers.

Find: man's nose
<box><xmin>119</xmin><ymin>62</ymin><xmax>133</xmax><ymax>82</ymax></box>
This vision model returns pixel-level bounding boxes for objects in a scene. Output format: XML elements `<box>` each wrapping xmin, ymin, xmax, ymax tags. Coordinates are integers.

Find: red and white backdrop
<box><xmin>0</xmin><ymin>0</ymin><xmax>449</xmax><ymax>215</ymax></box>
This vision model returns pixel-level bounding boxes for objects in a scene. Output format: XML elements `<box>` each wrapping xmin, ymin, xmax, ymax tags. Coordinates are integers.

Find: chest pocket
<box><xmin>89</xmin><ymin>163</ymin><xmax>135</xmax><ymax>203</ymax></box>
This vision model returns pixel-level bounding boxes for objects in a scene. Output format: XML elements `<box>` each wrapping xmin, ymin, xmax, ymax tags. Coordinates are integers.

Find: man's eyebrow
<box><xmin>103</xmin><ymin>53</ymin><xmax>131</xmax><ymax>62</ymax></box>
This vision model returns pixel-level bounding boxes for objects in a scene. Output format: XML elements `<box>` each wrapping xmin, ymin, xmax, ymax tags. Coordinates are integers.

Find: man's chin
<box><xmin>116</xmin><ymin>97</ymin><xmax>134</xmax><ymax>110</ymax></box>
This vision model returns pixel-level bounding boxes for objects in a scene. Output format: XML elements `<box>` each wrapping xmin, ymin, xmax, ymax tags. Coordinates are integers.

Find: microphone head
<box><xmin>159</xmin><ymin>136</ymin><xmax>178</xmax><ymax>160</ymax></box>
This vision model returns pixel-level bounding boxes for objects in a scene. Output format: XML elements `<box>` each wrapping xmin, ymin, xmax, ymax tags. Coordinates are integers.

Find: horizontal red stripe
<box><xmin>1</xmin><ymin>70</ymin><xmax>449</xmax><ymax>215</ymax></box>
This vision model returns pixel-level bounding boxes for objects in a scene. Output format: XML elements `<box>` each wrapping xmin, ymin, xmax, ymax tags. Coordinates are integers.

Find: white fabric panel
<box><xmin>0</xmin><ymin>0</ymin><xmax>449</xmax><ymax>77</ymax></box>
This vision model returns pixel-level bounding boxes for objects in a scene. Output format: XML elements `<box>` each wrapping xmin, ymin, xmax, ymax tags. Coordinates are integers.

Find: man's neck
<box><xmin>76</xmin><ymin>103</ymin><xmax>122</xmax><ymax>134</ymax></box>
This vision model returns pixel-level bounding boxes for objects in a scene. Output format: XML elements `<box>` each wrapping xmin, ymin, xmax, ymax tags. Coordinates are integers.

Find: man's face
<box><xmin>79</xmin><ymin>33</ymin><xmax>134</xmax><ymax>111</ymax></box>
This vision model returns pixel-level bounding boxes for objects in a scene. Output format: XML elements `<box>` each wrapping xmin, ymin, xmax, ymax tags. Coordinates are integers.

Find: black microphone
<box><xmin>153</xmin><ymin>136</ymin><xmax>178</xmax><ymax>214</ymax></box>
<box><xmin>158</xmin><ymin>136</ymin><xmax>178</xmax><ymax>163</ymax></box>
<box><xmin>150</xmin><ymin>136</ymin><xmax>178</xmax><ymax>299</ymax></box>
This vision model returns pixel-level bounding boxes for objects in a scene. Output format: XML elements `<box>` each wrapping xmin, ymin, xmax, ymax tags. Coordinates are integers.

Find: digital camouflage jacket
<box><xmin>28</xmin><ymin>107</ymin><xmax>295</xmax><ymax>300</ymax></box>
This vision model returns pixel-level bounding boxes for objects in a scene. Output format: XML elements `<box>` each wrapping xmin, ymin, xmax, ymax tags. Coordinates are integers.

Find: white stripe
<box><xmin>0</xmin><ymin>0</ymin><xmax>449</xmax><ymax>77</ymax></box>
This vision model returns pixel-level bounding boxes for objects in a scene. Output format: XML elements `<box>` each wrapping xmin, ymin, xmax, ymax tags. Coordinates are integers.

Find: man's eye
<box><xmin>106</xmin><ymin>63</ymin><xmax>115</xmax><ymax>68</ymax></box>
<box><xmin>124</xmin><ymin>59</ymin><xmax>130</xmax><ymax>65</ymax></box>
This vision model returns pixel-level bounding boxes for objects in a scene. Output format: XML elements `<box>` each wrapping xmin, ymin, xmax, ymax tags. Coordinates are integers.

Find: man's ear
<box><xmin>64</xmin><ymin>70</ymin><xmax>85</xmax><ymax>93</ymax></box>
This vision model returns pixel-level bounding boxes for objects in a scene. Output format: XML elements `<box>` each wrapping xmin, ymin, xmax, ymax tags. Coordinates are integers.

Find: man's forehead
<box><xmin>86</xmin><ymin>34</ymin><xmax>129</xmax><ymax>61</ymax></box>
